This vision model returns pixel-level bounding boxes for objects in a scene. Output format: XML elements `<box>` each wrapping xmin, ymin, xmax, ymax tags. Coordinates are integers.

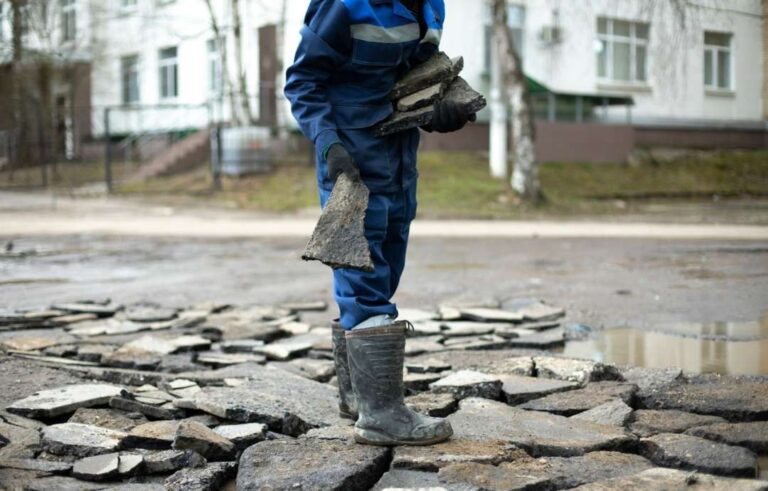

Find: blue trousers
<box><xmin>319</xmin><ymin>185</ymin><xmax>417</xmax><ymax>330</ymax></box>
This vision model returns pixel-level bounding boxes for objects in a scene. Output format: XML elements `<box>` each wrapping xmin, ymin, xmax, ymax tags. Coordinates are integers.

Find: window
<box><xmin>207</xmin><ymin>39</ymin><xmax>223</xmax><ymax>95</ymax></box>
<box><xmin>597</xmin><ymin>17</ymin><xmax>649</xmax><ymax>83</ymax></box>
<box><xmin>121</xmin><ymin>54</ymin><xmax>140</xmax><ymax>104</ymax></box>
<box><xmin>121</xmin><ymin>0</ymin><xmax>138</xmax><ymax>12</ymax></box>
<box><xmin>704</xmin><ymin>31</ymin><xmax>732</xmax><ymax>91</ymax></box>
<box><xmin>158</xmin><ymin>46</ymin><xmax>178</xmax><ymax>99</ymax></box>
<box><xmin>484</xmin><ymin>4</ymin><xmax>526</xmax><ymax>73</ymax></box>
<box><xmin>61</xmin><ymin>0</ymin><xmax>76</xmax><ymax>42</ymax></box>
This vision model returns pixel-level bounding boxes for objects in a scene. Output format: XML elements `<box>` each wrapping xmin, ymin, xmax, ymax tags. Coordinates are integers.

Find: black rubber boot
<box><xmin>346</xmin><ymin>322</ymin><xmax>453</xmax><ymax>446</ymax></box>
<box><xmin>332</xmin><ymin>320</ymin><xmax>358</xmax><ymax>420</ymax></box>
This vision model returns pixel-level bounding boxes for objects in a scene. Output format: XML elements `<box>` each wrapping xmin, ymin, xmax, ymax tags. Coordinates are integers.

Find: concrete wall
<box><xmin>763</xmin><ymin>0</ymin><xmax>768</xmax><ymax>120</ymax></box>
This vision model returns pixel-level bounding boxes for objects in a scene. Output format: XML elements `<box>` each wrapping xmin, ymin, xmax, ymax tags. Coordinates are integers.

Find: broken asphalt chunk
<box><xmin>41</xmin><ymin>423</ymin><xmax>126</xmax><ymax>457</ymax></box>
<box><xmin>640</xmin><ymin>432</ymin><xmax>758</xmax><ymax>478</ymax></box>
<box><xmin>7</xmin><ymin>384</ymin><xmax>123</xmax><ymax>419</ymax></box>
<box><xmin>173</xmin><ymin>420</ymin><xmax>235</xmax><ymax>461</ymax></box>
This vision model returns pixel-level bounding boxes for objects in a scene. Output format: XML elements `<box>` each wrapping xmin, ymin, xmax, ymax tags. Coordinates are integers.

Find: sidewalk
<box><xmin>1</xmin><ymin>191</ymin><xmax>767</xmax><ymax>240</ymax></box>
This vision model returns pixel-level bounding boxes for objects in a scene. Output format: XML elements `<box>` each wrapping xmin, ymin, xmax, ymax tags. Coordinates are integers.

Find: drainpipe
<box><xmin>489</xmin><ymin>37</ymin><xmax>508</xmax><ymax>179</ymax></box>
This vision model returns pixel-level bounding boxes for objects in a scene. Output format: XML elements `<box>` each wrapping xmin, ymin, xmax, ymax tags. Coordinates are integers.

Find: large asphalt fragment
<box><xmin>429</xmin><ymin>370</ymin><xmax>502</xmax><ymax>400</ymax></box>
<box><xmin>685</xmin><ymin>421</ymin><xmax>768</xmax><ymax>453</ymax></box>
<box><xmin>629</xmin><ymin>409</ymin><xmax>726</xmax><ymax>438</ymax></box>
<box><xmin>438</xmin><ymin>451</ymin><xmax>653</xmax><ymax>490</ymax></box>
<box><xmin>449</xmin><ymin>398</ymin><xmax>635</xmax><ymax>457</ymax></box>
<box><xmin>172</xmin><ymin>420</ymin><xmax>235</xmax><ymax>461</ymax></box>
<box><xmin>438</xmin><ymin>462</ymin><xmax>551</xmax><ymax>491</ymax></box>
<box><xmin>533</xmin><ymin>356</ymin><xmax>622</xmax><ymax>385</ymax></box>
<box><xmin>371</xmin><ymin>469</ymin><xmax>442</xmax><ymax>491</ymax></box>
<box><xmin>571</xmin><ymin>399</ymin><xmax>634</xmax><ymax>426</ymax></box>
<box><xmin>389</xmin><ymin>51</ymin><xmax>455</xmax><ymax>100</ymax></box>
<box><xmin>302</xmin><ymin>174</ymin><xmax>374</xmax><ymax>272</ymax></box>
<box><xmin>179</xmin><ymin>365</ymin><xmax>341</xmax><ymax>436</ymax></box>
<box><xmin>165</xmin><ymin>462</ymin><xmax>237</xmax><ymax>491</ymax></box>
<box><xmin>572</xmin><ymin>467</ymin><xmax>768</xmax><ymax>491</ymax></box>
<box><xmin>497</xmin><ymin>374</ymin><xmax>577</xmax><ymax>405</ymax></box>
<box><xmin>236</xmin><ymin>439</ymin><xmax>390</xmax><ymax>491</ymax></box>
<box><xmin>376</xmin><ymin>77</ymin><xmax>487</xmax><ymax>136</ymax></box>
<box><xmin>519</xmin><ymin>381</ymin><xmax>637</xmax><ymax>416</ymax></box>
<box><xmin>6</xmin><ymin>384</ymin><xmax>123</xmax><ymax>419</ymax></box>
<box><xmin>391</xmin><ymin>438</ymin><xmax>526</xmax><ymax>471</ymax></box>
<box><xmin>41</xmin><ymin>422</ymin><xmax>126</xmax><ymax>457</ymax></box>
<box><xmin>640</xmin><ymin>432</ymin><xmax>758</xmax><ymax>477</ymax></box>
<box><xmin>640</xmin><ymin>378</ymin><xmax>768</xmax><ymax>421</ymax></box>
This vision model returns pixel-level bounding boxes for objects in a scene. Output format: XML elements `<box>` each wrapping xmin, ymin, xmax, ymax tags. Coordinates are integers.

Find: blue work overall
<box><xmin>285</xmin><ymin>0</ymin><xmax>445</xmax><ymax>330</ymax></box>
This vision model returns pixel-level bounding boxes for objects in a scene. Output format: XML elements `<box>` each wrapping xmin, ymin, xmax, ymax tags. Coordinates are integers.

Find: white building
<box><xmin>2</xmin><ymin>0</ymin><xmax>765</xmax><ymax>162</ymax></box>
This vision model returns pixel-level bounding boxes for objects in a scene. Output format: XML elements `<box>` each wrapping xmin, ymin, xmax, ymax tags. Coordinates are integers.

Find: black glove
<box><xmin>326</xmin><ymin>143</ymin><xmax>360</xmax><ymax>182</ymax></box>
<box><xmin>428</xmin><ymin>99</ymin><xmax>477</xmax><ymax>133</ymax></box>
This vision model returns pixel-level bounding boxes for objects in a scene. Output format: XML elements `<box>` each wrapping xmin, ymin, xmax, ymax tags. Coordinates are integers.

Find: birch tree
<box><xmin>492</xmin><ymin>0</ymin><xmax>541</xmax><ymax>203</ymax></box>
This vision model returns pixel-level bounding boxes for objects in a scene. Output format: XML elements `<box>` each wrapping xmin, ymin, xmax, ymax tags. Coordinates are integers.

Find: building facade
<box><xmin>1</xmin><ymin>0</ymin><xmax>766</xmax><ymax>163</ymax></box>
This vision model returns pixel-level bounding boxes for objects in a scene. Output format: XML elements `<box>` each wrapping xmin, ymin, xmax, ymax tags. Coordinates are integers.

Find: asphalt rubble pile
<box><xmin>1</xmin><ymin>298</ymin><xmax>768</xmax><ymax>490</ymax></box>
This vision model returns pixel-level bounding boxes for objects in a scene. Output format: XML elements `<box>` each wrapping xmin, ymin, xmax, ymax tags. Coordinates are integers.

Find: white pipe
<box><xmin>489</xmin><ymin>38</ymin><xmax>508</xmax><ymax>179</ymax></box>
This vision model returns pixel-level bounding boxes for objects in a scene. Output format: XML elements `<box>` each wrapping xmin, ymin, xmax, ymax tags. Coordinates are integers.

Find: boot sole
<box><xmin>354</xmin><ymin>428</ymin><xmax>453</xmax><ymax>446</ymax></box>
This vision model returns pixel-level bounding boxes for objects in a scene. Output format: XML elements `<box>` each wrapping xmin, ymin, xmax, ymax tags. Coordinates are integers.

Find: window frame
<box><xmin>596</xmin><ymin>17</ymin><xmax>650</xmax><ymax>85</ymax></box>
<box><xmin>121</xmin><ymin>54</ymin><xmax>140</xmax><ymax>105</ymax></box>
<box><xmin>158</xmin><ymin>46</ymin><xmax>179</xmax><ymax>100</ymax></box>
<box><xmin>61</xmin><ymin>0</ymin><xmax>76</xmax><ymax>43</ymax></box>
<box><xmin>703</xmin><ymin>31</ymin><xmax>734</xmax><ymax>92</ymax></box>
<box><xmin>120</xmin><ymin>0</ymin><xmax>138</xmax><ymax>14</ymax></box>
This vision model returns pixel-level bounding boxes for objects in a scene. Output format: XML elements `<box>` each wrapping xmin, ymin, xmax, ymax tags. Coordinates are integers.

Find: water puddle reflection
<box><xmin>561</xmin><ymin>316</ymin><xmax>768</xmax><ymax>376</ymax></box>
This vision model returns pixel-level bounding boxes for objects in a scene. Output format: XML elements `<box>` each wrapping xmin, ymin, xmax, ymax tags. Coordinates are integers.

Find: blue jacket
<box><xmin>285</xmin><ymin>0</ymin><xmax>444</xmax><ymax>193</ymax></box>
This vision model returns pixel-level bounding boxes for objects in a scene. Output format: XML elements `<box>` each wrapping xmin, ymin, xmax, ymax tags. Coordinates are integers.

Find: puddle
<box><xmin>561</xmin><ymin>317</ymin><xmax>768</xmax><ymax>376</ymax></box>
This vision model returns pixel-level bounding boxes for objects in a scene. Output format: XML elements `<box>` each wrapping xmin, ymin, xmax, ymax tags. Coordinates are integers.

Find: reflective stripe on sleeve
<box><xmin>350</xmin><ymin>22</ymin><xmax>421</xmax><ymax>43</ymax></box>
<box><xmin>420</xmin><ymin>28</ymin><xmax>442</xmax><ymax>45</ymax></box>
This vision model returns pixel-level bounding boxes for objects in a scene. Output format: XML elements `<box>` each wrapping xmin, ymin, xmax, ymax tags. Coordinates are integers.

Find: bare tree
<box><xmin>203</xmin><ymin>0</ymin><xmax>241</xmax><ymax>124</ymax></box>
<box><xmin>231</xmin><ymin>0</ymin><xmax>256</xmax><ymax>124</ymax></box>
<box><xmin>492</xmin><ymin>0</ymin><xmax>540</xmax><ymax>203</ymax></box>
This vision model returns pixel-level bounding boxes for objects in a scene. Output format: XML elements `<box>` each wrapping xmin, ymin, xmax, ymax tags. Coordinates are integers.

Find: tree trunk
<box><xmin>203</xmin><ymin>0</ymin><xmax>240</xmax><ymax>125</ymax></box>
<box><xmin>231</xmin><ymin>0</ymin><xmax>255</xmax><ymax>125</ymax></box>
<box><xmin>10</xmin><ymin>0</ymin><xmax>29</xmax><ymax>170</ymax></box>
<box><xmin>492</xmin><ymin>0</ymin><xmax>541</xmax><ymax>203</ymax></box>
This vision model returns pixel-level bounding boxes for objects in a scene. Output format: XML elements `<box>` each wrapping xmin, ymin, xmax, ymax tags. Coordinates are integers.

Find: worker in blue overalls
<box><xmin>285</xmin><ymin>0</ymin><xmax>475</xmax><ymax>446</ymax></box>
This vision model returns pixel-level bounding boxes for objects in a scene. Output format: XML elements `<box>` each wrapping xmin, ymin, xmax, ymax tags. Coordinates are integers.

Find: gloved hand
<box><xmin>326</xmin><ymin>143</ymin><xmax>360</xmax><ymax>182</ymax></box>
<box><xmin>428</xmin><ymin>99</ymin><xmax>477</xmax><ymax>133</ymax></box>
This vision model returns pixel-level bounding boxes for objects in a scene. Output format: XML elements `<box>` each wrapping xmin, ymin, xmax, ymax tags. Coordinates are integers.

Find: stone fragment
<box><xmin>430</xmin><ymin>370</ymin><xmax>502</xmax><ymax>400</ymax></box>
<box><xmin>51</xmin><ymin>302</ymin><xmax>121</xmax><ymax>317</ymax></box>
<box><xmin>182</xmin><ymin>366</ymin><xmax>341</xmax><ymax>436</ymax></box>
<box><xmin>117</xmin><ymin>453</ymin><xmax>143</xmax><ymax>477</ymax></box>
<box><xmin>372</xmin><ymin>469</ymin><xmax>442</xmax><ymax>491</ymax></box>
<box><xmin>519</xmin><ymin>382</ymin><xmax>637</xmax><ymax>416</ymax></box>
<box><xmin>165</xmin><ymin>462</ymin><xmax>237</xmax><ymax>491</ymax></box>
<box><xmin>376</xmin><ymin>77</ymin><xmax>486</xmax><ymax>136</ymax></box>
<box><xmin>279</xmin><ymin>301</ymin><xmax>328</xmax><ymax>313</ymax></box>
<box><xmin>1</xmin><ymin>336</ymin><xmax>60</xmax><ymax>351</ymax></box>
<box><xmin>213</xmin><ymin>423</ymin><xmax>267</xmax><ymax>450</ymax></box>
<box><xmin>22</xmin><ymin>476</ymin><xmax>106</xmax><ymax>491</ymax></box>
<box><xmin>449</xmin><ymin>398</ymin><xmax>634</xmax><ymax>457</ymax></box>
<box><xmin>302</xmin><ymin>424</ymin><xmax>356</xmax><ymax>442</ymax></box>
<box><xmin>405</xmin><ymin>358</ymin><xmax>452</xmax><ymax>374</ymax></box>
<box><xmin>218</xmin><ymin>339</ymin><xmax>265</xmax><ymax>353</ymax></box>
<box><xmin>109</xmin><ymin>396</ymin><xmax>183</xmax><ymax>420</ymax></box>
<box><xmin>392</xmin><ymin>438</ymin><xmax>525</xmax><ymax>471</ymax></box>
<box><xmin>405</xmin><ymin>392</ymin><xmax>457</xmax><ymax>417</ymax></box>
<box><xmin>438</xmin><ymin>462</ymin><xmax>550</xmax><ymax>491</ymax></box>
<box><xmin>510</xmin><ymin>300</ymin><xmax>565</xmax><ymax>321</ymax></box>
<box><xmin>268</xmin><ymin>358</ymin><xmax>335</xmax><ymax>382</ymax></box>
<box><xmin>571</xmin><ymin>399</ymin><xmax>633</xmax><ymax>426</ymax></box>
<box><xmin>123</xmin><ymin>420</ymin><xmax>180</xmax><ymax>449</ymax></box>
<box><xmin>0</xmin><ymin>458</ymin><xmax>72</xmax><ymax>473</ymax></box>
<box><xmin>440</xmin><ymin>322</ymin><xmax>497</xmax><ymax>337</ymax></box>
<box><xmin>68</xmin><ymin>407</ymin><xmax>147</xmax><ymax>432</ymax></box>
<box><xmin>142</xmin><ymin>449</ymin><xmax>206</xmax><ymax>474</ymax></box>
<box><xmin>507</xmin><ymin>327</ymin><xmax>566</xmax><ymax>349</ymax></box>
<box><xmin>195</xmin><ymin>352</ymin><xmax>266</xmax><ymax>367</ymax></box>
<box><xmin>640</xmin><ymin>379</ymin><xmax>768</xmax><ymax>421</ymax></box>
<box><xmin>685</xmin><ymin>421</ymin><xmax>768</xmax><ymax>453</ymax></box>
<box><xmin>76</xmin><ymin>344</ymin><xmax>117</xmax><ymax>363</ymax></box>
<box><xmin>279</xmin><ymin>321</ymin><xmax>312</xmax><ymax>335</ymax></box>
<box><xmin>571</xmin><ymin>467</ymin><xmax>768</xmax><ymax>491</ymax></box>
<box><xmin>397</xmin><ymin>308</ymin><xmax>438</xmax><ymax>323</ymax></box>
<box><xmin>118</xmin><ymin>335</ymin><xmax>177</xmax><ymax>356</ymax></box>
<box><xmin>397</xmin><ymin>82</ymin><xmax>444</xmax><ymax>112</ymax></box>
<box><xmin>254</xmin><ymin>339</ymin><xmax>313</xmax><ymax>361</ymax></box>
<box><xmin>439</xmin><ymin>451</ymin><xmax>653</xmax><ymax>490</ymax></box>
<box><xmin>459</xmin><ymin>308</ymin><xmax>524</xmax><ymax>323</ymax></box>
<box><xmin>407</xmin><ymin>351</ymin><xmax>534</xmax><ymax>376</ymax></box>
<box><xmin>640</xmin><ymin>432</ymin><xmax>758</xmax><ymax>477</ymax></box>
<box><xmin>7</xmin><ymin>384</ymin><xmax>123</xmax><ymax>419</ymax></box>
<box><xmin>404</xmin><ymin>335</ymin><xmax>446</xmax><ymax>356</ymax></box>
<box><xmin>175</xmin><ymin>362</ymin><xmax>265</xmax><ymax>385</ymax></box>
<box><xmin>497</xmin><ymin>374</ymin><xmax>577</xmax><ymax>405</ymax></box>
<box><xmin>236</xmin><ymin>439</ymin><xmax>389</xmax><ymax>491</ymax></box>
<box><xmin>0</xmin><ymin>422</ymin><xmax>40</xmax><ymax>459</ymax></box>
<box><xmin>404</xmin><ymin>371</ymin><xmax>443</xmax><ymax>392</ymax></box>
<box><xmin>629</xmin><ymin>409</ymin><xmax>726</xmax><ymax>438</ymax></box>
<box><xmin>619</xmin><ymin>366</ymin><xmax>684</xmax><ymax>397</ymax></box>
<box><xmin>124</xmin><ymin>303</ymin><xmax>178</xmax><ymax>323</ymax></box>
<box><xmin>534</xmin><ymin>356</ymin><xmax>622</xmax><ymax>385</ymax></box>
<box><xmin>72</xmin><ymin>452</ymin><xmax>120</xmax><ymax>481</ymax></box>
<box><xmin>173</xmin><ymin>420</ymin><xmax>235</xmax><ymax>461</ymax></box>
<box><xmin>407</xmin><ymin>321</ymin><xmax>443</xmax><ymax>336</ymax></box>
<box><xmin>390</xmin><ymin>51</ymin><xmax>454</xmax><ymax>100</ymax></box>
<box><xmin>101</xmin><ymin>350</ymin><xmax>162</xmax><ymax>370</ymax></box>
<box><xmin>42</xmin><ymin>423</ymin><xmax>126</xmax><ymax>457</ymax></box>
<box><xmin>443</xmin><ymin>334</ymin><xmax>509</xmax><ymax>351</ymax></box>
<box><xmin>302</xmin><ymin>174</ymin><xmax>374</xmax><ymax>272</ymax></box>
